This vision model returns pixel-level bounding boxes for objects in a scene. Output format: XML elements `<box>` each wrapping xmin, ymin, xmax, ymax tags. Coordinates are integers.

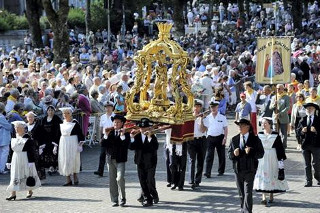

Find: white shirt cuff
<box><xmin>130</xmin><ymin>138</ymin><xmax>134</xmax><ymax>143</ymax></box>
<box><xmin>103</xmin><ymin>135</ymin><xmax>108</xmax><ymax>140</ymax></box>
<box><xmin>120</xmin><ymin>135</ymin><xmax>125</xmax><ymax>140</ymax></box>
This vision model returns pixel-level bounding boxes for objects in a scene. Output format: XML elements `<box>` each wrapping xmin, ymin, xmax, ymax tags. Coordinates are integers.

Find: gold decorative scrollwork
<box><xmin>125</xmin><ymin>23</ymin><xmax>194</xmax><ymax>124</ymax></box>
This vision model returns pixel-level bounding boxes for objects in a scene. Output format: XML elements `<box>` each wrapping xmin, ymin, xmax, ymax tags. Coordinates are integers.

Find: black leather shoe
<box><xmin>142</xmin><ymin>201</ymin><xmax>153</xmax><ymax>207</ymax></box>
<box><xmin>304</xmin><ymin>182</ymin><xmax>312</xmax><ymax>187</ymax></box>
<box><xmin>93</xmin><ymin>171</ymin><xmax>103</xmax><ymax>177</ymax></box>
<box><xmin>317</xmin><ymin>182</ymin><xmax>320</xmax><ymax>186</ymax></box>
<box><xmin>195</xmin><ymin>183</ymin><xmax>200</xmax><ymax>187</ymax></box>
<box><xmin>153</xmin><ymin>197</ymin><xmax>159</xmax><ymax>204</ymax></box>
<box><xmin>6</xmin><ymin>195</ymin><xmax>16</xmax><ymax>201</ymax></box>
<box><xmin>204</xmin><ymin>173</ymin><xmax>211</xmax><ymax>178</ymax></box>
<box><xmin>63</xmin><ymin>181</ymin><xmax>72</xmax><ymax>186</ymax></box>
<box><xmin>166</xmin><ymin>183</ymin><xmax>171</xmax><ymax>187</ymax></box>
<box><xmin>191</xmin><ymin>184</ymin><xmax>196</xmax><ymax>190</ymax></box>
<box><xmin>112</xmin><ymin>202</ymin><xmax>119</xmax><ymax>207</ymax></box>
<box><xmin>217</xmin><ymin>173</ymin><xmax>224</xmax><ymax>176</ymax></box>
<box><xmin>178</xmin><ymin>187</ymin><xmax>184</xmax><ymax>191</ymax></box>
<box><xmin>137</xmin><ymin>196</ymin><xmax>144</xmax><ymax>203</ymax></box>
<box><xmin>171</xmin><ymin>185</ymin><xmax>177</xmax><ymax>190</ymax></box>
<box><xmin>120</xmin><ymin>199</ymin><xmax>126</xmax><ymax>207</ymax></box>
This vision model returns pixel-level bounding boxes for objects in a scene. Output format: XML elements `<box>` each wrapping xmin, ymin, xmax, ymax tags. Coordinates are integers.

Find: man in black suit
<box><xmin>228</xmin><ymin>119</ymin><xmax>264</xmax><ymax>213</ymax></box>
<box><xmin>130</xmin><ymin>118</ymin><xmax>159</xmax><ymax>207</ymax></box>
<box><xmin>256</xmin><ymin>85</ymin><xmax>274</xmax><ymax>119</ymax></box>
<box><xmin>102</xmin><ymin>114</ymin><xmax>130</xmax><ymax>207</ymax></box>
<box><xmin>297</xmin><ymin>102</ymin><xmax>320</xmax><ymax>187</ymax></box>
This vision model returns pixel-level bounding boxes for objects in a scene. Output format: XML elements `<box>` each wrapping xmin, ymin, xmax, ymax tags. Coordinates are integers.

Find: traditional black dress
<box><xmin>37</xmin><ymin>115</ymin><xmax>62</xmax><ymax>175</ymax></box>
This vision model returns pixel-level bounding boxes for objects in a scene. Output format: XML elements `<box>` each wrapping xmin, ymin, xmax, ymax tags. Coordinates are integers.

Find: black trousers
<box><xmin>164</xmin><ymin>148</ymin><xmax>172</xmax><ymax>184</ymax></box>
<box><xmin>169</xmin><ymin>143</ymin><xmax>187</xmax><ymax>188</ymax></box>
<box><xmin>137</xmin><ymin>166</ymin><xmax>158</xmax><ymax>202</ymax></box>
<box><xmin>235</xmin><ymin>171</ymin><xmax>255</xmax><ymax>213</ymax></box>
<box><xmin>302</xmin><ymin>146</ymin><xmax>320</xmax><ymax>184</ymax></box>
<box><xmin>97</xmin><ymin>146</ymin><xmax>107</xmax><ymax>174</ymax></box>
<box><xmin>187</xmin><ymin>137</ymin><xmax>207</xmax><ymax>184</ymax></box>
<box><xmin>205</xmin><ymin>135</ymin><xmax>225</xmax><ymax>176</ymax></box>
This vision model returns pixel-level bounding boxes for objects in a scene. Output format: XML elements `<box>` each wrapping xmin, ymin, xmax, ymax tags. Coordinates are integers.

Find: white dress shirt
<box><xmin>203</xmin><ymin>113</ymin><xmax>228</xmax><ymax>137</ymax></box>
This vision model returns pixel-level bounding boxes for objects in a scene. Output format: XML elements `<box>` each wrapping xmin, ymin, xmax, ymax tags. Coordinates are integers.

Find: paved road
<box><xmin>1</xmin><ymin>117</ymin><xmax>319</xmax><ymax>213</ymax></box>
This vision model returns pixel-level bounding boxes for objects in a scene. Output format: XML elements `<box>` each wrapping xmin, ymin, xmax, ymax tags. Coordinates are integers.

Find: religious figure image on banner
<box><xmin>256</xmin><ymin>37</ymin><xmax>291</xmax><ymax>84</ymax></box>
<box><xmin>272</xmin><ymin>47</ymin><xmax>284</xmax><ymax>75</ymax></box>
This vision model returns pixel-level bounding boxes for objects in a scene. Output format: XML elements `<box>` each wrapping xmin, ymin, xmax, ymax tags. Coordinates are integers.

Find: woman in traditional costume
<box><xmin>58</xmin><ymin>107</ymin><xmax>85</xmax><ymax>186</ymax></box>
<box><xmin>6</xmin><ymin>121</ymin><xmax>41</xmax><ymax>200</ymax></box>
<box><xmin>254</xmin><ymin>117</ymin><xmax>289</xmax><ymax>206</ymax></box>
<box><xmin>37</xmin><ymin>105</ymin><xmax>62</xmax><ymax>178</ymax></box>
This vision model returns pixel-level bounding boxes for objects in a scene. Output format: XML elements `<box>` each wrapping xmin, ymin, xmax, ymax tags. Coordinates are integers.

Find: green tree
<box><xmin>42</xmin><ymin>0</ymin><xmax>70</xmax><ymax>64</ymax></box>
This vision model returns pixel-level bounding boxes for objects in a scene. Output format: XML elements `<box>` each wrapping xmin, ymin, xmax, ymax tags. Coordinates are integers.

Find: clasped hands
<box><xmin>302</xmin><ymin>126</ymin><xmax>317</xmax><ymax>133</ymax></box>
<box><xmin>234</xmin><ymin>146</ymin><xmax>252</xmax><ymax>156</ymax></box>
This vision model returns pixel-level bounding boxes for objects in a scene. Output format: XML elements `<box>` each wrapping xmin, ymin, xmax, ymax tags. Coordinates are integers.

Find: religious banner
<box><xmin>255</xmin><ymin>37</ymin><xmax>291</xmax><ymax>84</ymax></box>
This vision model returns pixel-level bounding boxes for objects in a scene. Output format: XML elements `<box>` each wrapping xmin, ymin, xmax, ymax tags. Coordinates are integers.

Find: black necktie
<box><xmin>307</xmin><ymin>116</ymin><xmax>311</xmax><ymax>127</ymax></box>
<box><xmin>115</xmin><ymin>131</ymin><xmax>119</xmax><ymax>137</ymax></box>
<box><xmin>241</xmin><ymin>135</ymin><xmax>245</xmax><ymax>150</ymax></box>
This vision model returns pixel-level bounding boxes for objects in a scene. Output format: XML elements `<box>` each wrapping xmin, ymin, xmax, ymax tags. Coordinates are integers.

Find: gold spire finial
<box><xmin>157</xmin><ymin>22</ymin><xmax>173</xmax><ymax>38</ymax></box>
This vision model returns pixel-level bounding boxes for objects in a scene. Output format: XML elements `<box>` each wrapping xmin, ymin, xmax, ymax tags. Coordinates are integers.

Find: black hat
<box><xmin>137</xmin><ymin>118</ymin><xmax>153</xmax><ymax>128</ymax></box>
<box><xmin>234</xmin><ymin>118</ymin><xmax>251</xmax><ymax>126</ymax></box>
<box><xmin>111</xmin><ymin>114</ymin><xmax>126</xmax><ymax>123</ymax></box>
<box><xmin>303</xmin><ymin>102</ymin><xmax>320</xmax><ymax>111</ymax></box>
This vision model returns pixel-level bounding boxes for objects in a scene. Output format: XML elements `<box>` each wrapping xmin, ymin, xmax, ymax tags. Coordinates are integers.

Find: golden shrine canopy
<box><xmin>125</xmin><ymin>22</ymin><xmax>194</xmax><ymax>125</ymax></box>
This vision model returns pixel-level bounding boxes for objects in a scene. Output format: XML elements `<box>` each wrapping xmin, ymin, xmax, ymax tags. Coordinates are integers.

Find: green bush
<box><xmin>0</xmin><ymin>10</ymin><xmax>29</xmax><ymax>30</ymax></box>
<box><xmin>0</xmin><ymin>18</ymin><xmax>10</xmax><ymax>31</ymax></box>
<box><xmin>68</xmin><ymin>8</ymin><xmax>85</xmax><ymax>29</ymax></box>
<box><xmin>13</xmin><ymin>16</ymin><xmax>29</xmax><ymax>30</ymax></box>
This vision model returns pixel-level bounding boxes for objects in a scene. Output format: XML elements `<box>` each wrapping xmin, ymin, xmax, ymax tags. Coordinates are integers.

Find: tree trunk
<box><xmin>85</xmin><ymin>0</ymin><xmax>91</xmax><ymax>36</ymax></box>
<box><xmin>291</xmin><ymin>0</ymin><xmax>302</xmax><ymax>32</ymax></box>
<box><xmin>42</xmin><ymin>0</ymin><xmax>70</xmax><ymax>65</ymax></box>
<box><xmin>283</xmin><ymin>0</ymin><xmax>288</xmax><ymax>10</ymax></box>
<box><xmin>245</xmin><ymin>0</ymin><xmax>250</xmax><ymax>23</ymax></box>
<box><xmin>172</xmin><ymin>0</ymin><xmax>185</xmax><ymax>37</ymax></box>
<box><xmin>237</xmin><ymin>0</ymin><xmax>245</xmax><ymax>30</ymax></box>
<box><xmin>25</xmin><ymin>0</ymin><xmax>43</xmax><ymax>48</ymax></box>
<box><xmin>303</xmin><ymin>1</ymin><xmax>308</xmax><ymax>18</ymax></box>
<box><xmin>207</xmin><ymin>0</ymin><xmax>214</xmax><ymax>41</ymax></box>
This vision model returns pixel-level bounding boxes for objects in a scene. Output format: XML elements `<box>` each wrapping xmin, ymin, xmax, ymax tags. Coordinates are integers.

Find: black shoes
<box><xmin>166</xmin><ymin>183</ymin><xmax>171</xmax><ymax>187</ymax></box>
<box><xmin>93</xmin><ymin>171</ymin><xmax>103</xmax><ymax>177</ymax></box>
<box><xmin>137</xmin><ymin>196</ymin><xmax>144</xmax><ymax>203</ymax></box>
<box><xmin>203</xmin><ymin>173</ymin><xmax>211</xmax><ymax>178</ymax></box>
<box><xmin>304</xmin><ymin>182</ymin><xmax>312</xmax><ymax>187</ymax></box>
<box><xmin>217</xmin><ymin>173</ymin><xmax>224</xmax><ymax>176</ymax></box>
<box><xmin>120</xmin><ymin>199</ymin><xmax>126</xmax><ymax>207</ymax></box>
<box><xmin>171</xmin><ymin>185</ymin><xmax>177</xmax><ymax>190</ymax></box>
<box><xmin>153</xmin><ymin>197</ymin><xmax>159</xmax><ymax>204</ymax></box>
<box><xmin>63</xmin><ymin>181</ymin><xmax>72</xmax><ymax>186</ymax></box>
<box><xmin>6</xmin><ymin>195</ymin><xmax>16</xmax><ymax>201</ymax></box>
<box><xmin>142</xmin><ymin>201</ymin><xmax>153</xmax><ymax>207</ymax></box>
<box><xmin>178</xmin><ymin>187</ymin><xmax>183</xmax><ymax>191</ymax></box>
<box><xmin>112</xmin><ymin>202</ymin><xmax>119</xmax><ymax>207</ymax></box>
<box><xmin>26</xmin><ymin>192</ymin><xmax>33</xmax><ymax>198</ymax></box>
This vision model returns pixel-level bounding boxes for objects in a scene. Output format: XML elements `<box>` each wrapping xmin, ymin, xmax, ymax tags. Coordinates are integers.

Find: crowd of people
<box><xmin>0</xmin><ymin>1</ymin><xmax>320</xmax><ymax>212</ymax></box>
